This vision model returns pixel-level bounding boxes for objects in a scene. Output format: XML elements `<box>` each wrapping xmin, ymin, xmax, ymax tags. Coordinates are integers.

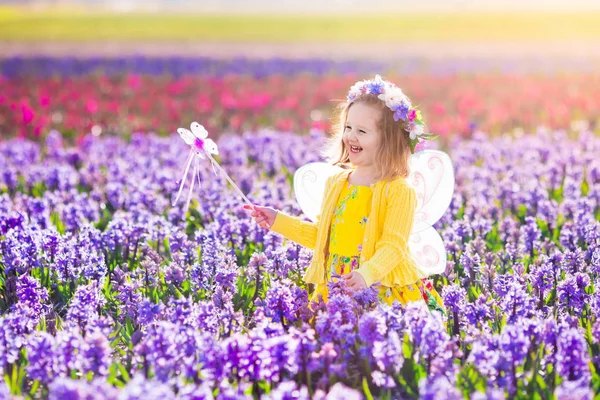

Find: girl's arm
<box><xmin>269</xmin><ymin>210</ymin><xmax>319</xmax><ymax>249</ymax></box>
<box><xmin>354</xmin><ymin>183</ymin><xmax>420</xmax><ymax>288</ymax></box>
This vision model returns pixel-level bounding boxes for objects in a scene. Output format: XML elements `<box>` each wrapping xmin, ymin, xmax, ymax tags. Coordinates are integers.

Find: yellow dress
<box><xmin>311</xmin><ymin>179</ymin><xmax>446</xmax><ymax>314</ymax></box>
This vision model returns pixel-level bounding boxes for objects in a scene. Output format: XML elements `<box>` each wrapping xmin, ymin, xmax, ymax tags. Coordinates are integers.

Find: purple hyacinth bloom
<box><xmin>261</xmin><ymin>278</ymin><xmax>306</xmax><ymax>324</ymax></box>
<box><xmin>377</xmin><ymin>302</ymin><xmax>405</xmax><ymax>333</ymax></box>
<box><xmin>557</xmin><ymin>273</ymin><xmax>589</xmax><ymax>316</ymax></box>
<box><xmin>416</xmin><ymin>310</ymin><xmax>457</xmax><ymax>377</ymax></box>
<box><xmin>372</xmin><ymin>330</ymin><xmax>403</xmax><ymax>374</ymax></box>
<box><xmin>471</xmin><ymin>388</ymin><xmax>506</xmax><ymax>400</ymax></box>
<box><xmin>1</xmin><ymin>227</ymin><xmax>43</xmax><ymax>274</ymax></box>
<box><xmin>14</xmin><ymin>274</ymin><xmax>50</xmax><ymax>323</ymax></box>
<box><xmin>560</xmin><ymin>249</ymin><xmax>586</xmax><ymax>274</ymax></box>
<box><xmin>371</xmin><ymin>370</ymin><xmax>396</xmax><ymax>389</ymax></box>
<box><xmin>418</xmin><ymin>375</ymin><xmax>462</xmax><ymax>400</ymax></box>
<box><xmin>246</xmin><ymin>251</ymin><xmax>268</xmax><ymax>277</ymax></box>
<box><xmin>83</xmin><ymin>331</ymin><xmax>111</xmax><ymax>376</ymax></box>
<box><xmin>467</xmin><ymin>335</ymin><xmax>499</xmax><ymax>379</ymax></box>
<box><xmin>55</xmin><ymin>327</ymin><xmax>86</xmax><ymax>375</ymax></box>
<box><xmin>459</xmin><ymin>251</ymin><xmax>481</xmax><ymax>283</ymax></box>
<box><xmin>557</xmin><ymin>327</ymin><xmax>591</xmax><ymax>385</ymax></box>
<box><xmin>66</xmin><ymin>281</ymin><xmax>105</xmax><ymax>330</ymax></box>
<box><xmin>519</xmin><ymin>216</ymin><xmax>542</xmax><ymax>255</ymax></box>
<box><xmin>136</xmin><ymin>298</ymin><xmax>164</xmax><ymax>326</ymax></box>
<box><xmin>464</xmin><ymin>295</ymin><xmax>494</xmax><ymax>326</ymax></box>
<box><xmin>314</xmin><ymin>382</ymin><xmax>362</xmax><ymax>400</ymax></box>
<box><xmin>119</xmin><ymin>374</ymin><xmax>177</xmax><ymax>400</ymax></box>
<box><xmin>26</xmin><ymin>331</ymin><xmax>56</xmax><ymax>384</ymax></box>
<box><xmin>287</xmin><ymin>326</ymin><xmax>319</xmax><ymax>377</ymax></box>
<box><xmin>528</xmin><ymin>259</ymin><xmax>555</xmax><ymax>302</ymax></box>
<box><xmin>0</xmin><ymin>380</ymin><xmax>10</xmax><ymax>399</ymax></box>
<box><xmin>495</xmin><ymin>278</ymin><xmax>535</xmax><ymax>323</ymax></box>
<box><xmin>134</xmin><ymin>321</ymin><xmax>186</xmax><ymax>383</ymax></box>
<box><xmin>48</xmin><ymin>377</ymin><xmax>118</xmax><ymax>400</ymax></box>
<box><xmin>554</xmin><ymin>379</ymin><xmax>593</xmax><ymax>400</ymax></box>
<box><xmin>497</xmin><ymin>323</ymin><xmax>531</xmax><ymax>394</ymax></box>
<box><xmin>358</xmin><ymin>311</ymin><xmax>387</xmax><ymax>344</ymax></box>
<box><xmin>177</xmin><ymin>382</ymin><xmax>215</xmax><ymax>400</ymax></box>
<box><xmin>315</xmin><ymin>293</ymin><xmax>357</xmax><ymax>344</ymax></box>
<box><xmin>264</xmin><ymin>380</ymin><xmax>310</xmax><ymax>400</ymax></box>
<box><xmin>403</xmin><ymin>302</ymin><xmax>431</xmax><ymax>350</ymax></box>
<box><xmin>352</xmin><ymin>286</ymin><xmax>379</xmax><ymax>311</ymax></box>
<box><xmin>441</xmin><ymin>284</ymin><xmax>466</xmax><ymax>332</ymax></box>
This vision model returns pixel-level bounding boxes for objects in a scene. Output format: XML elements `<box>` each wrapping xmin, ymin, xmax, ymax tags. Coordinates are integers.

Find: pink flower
<box><xmin>85</xmin><ymin>99</ymin><xmax>99</xmax><ymax>114</ymax></box>
<box><xmin>127</xmin><ymin>74</ymin><xmax>142</xmax><ymax>90</ymax></box>
<box><xmin>39</xmin><ymin>94</ymin><xmax>50</xmax><ymax>108</ymax></box>
<box><xmin>409</xmin><ymin>109</ymin><xmax>417</xmax><ymax>122</ymax></box>
<box><xmin>415</xmin><ymin>140</ymin><xmax>427</xmax><ymax>152</ymax></box>
<box><xmin>21</xmin><ymin>102</ymin><xmax>34</xmax><ymax>125</ymax></box>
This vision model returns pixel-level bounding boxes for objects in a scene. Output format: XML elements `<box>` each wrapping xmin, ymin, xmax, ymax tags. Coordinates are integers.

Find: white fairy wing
<box><xmin>293</xmin><ymin>162</ymin><xmax>343</xmax><ymax>223</ymax></box>
<box><xmin>190</xmin><ymin>122</ymin><xmax>209</xmax><ymax>139</ymax></box>
<box><xmin>204</xmin><ymin>138</ymin><xmax>219</xmax><ymax>155</ymax></box>
<box><xmin>409</xmin><ymin>225</ymin><xmax>447</xmax><ymax>277</ymax></box>
<box><xmin>407</xmin><ymin>150</ymin><xmax>455</xmax><ymax>234</ymax></box>
<box><xmin>177</xmin><ymin>128</ymin><xmax>195</xmax><ymax>146</ymax></box>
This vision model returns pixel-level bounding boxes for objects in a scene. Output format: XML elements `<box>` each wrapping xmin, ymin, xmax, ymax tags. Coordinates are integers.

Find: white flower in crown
<box><xmin>377</xmin><ymin>85</ymin><xmax>407</xmax><ymax>110</ymax></box>
<box><xmin>347</xmin><ymin>82</ymin><xmax>364</xmax><ymax>100</ymax></box>
<box><xmin>409</xmin><ymin>123</ymin><xmax>424</xmax><ymax>140</ymax></box>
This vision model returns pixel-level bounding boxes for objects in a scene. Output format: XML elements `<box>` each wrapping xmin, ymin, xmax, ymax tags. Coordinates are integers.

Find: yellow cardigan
<box><xmin>270</xmin><ymin>168</ymin><xmax>420</xmax><ymax>288</ymax></box>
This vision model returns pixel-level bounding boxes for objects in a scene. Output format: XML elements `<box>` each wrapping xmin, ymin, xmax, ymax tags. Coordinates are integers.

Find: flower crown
<box><xmin>346</xmin><ymin>74</ymin><xmax>437</xmax><ymax>152</ymax></box>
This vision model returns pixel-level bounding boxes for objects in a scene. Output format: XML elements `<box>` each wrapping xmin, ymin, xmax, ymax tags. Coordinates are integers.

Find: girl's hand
<box><xmin>342</xmin><ymin>271</ymin><xmax>368</xmax><ymax>291</ymax></box>
<box><xmin>243</xmin><ymin>204</ymin><xmax>277</xmax><ymax>229</ymax></box>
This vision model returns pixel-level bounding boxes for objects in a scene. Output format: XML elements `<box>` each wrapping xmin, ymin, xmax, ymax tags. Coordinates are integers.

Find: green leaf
<box><xmin>118</xmin><ymin>363</ymin><xmax>131</xmax><ymax>383</ymax></box>
<box><xmin>125</xmin><ymin>318</ymin><xmax>134</xmax><ymax>337</ymax></box>
<box><xmin>29</xmin><ymin>379</ymin><xmax>40</xmax><ymax>395</ymax></box>
<box><xmin>582</xmin><ymin>177</ymin><xmax>589</xmax><ymax>196</ymax></box>
<box><xmin>536</xmin><ymin>374</ymin><xmax>547</xmax><ymax>391</ymax></box>
<box><xmin>50</xmin><ymin>212</ymin><xmax>65</xmax><ymax>235</ymax></box>
<box><xmin>362</xmin><ymin>377</ymin><xmax>374</xmax><ymax>400</ymax></box>
<box><xmin>410</xmin><ymin>139</ymin><xmax>417</xmax><ymax>153</ymax></box>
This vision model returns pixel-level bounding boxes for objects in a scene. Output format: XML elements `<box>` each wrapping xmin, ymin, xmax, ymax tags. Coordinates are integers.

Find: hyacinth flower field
<box><xmin>1</xmin><ymin>56</ymin><xmax>600</xmax><ymax>400</ymax></box>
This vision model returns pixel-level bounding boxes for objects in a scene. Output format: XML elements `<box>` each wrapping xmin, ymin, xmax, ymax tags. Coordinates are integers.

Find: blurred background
<box><xmin>1</xmin><ymin>0</ymin><xmax>599</xmax><ymax>142</ymax></box>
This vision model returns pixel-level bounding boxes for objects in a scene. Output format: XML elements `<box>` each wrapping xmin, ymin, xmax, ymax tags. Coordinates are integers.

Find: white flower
<box><xmin>410</xmin><ymin>124</ymin><xmax>424</xmax><ymax>140</ymax></box>
<box><xmin>376</xmin><ymin>87</ymin><xmax>402</xmax><ymax>109</ymax></box>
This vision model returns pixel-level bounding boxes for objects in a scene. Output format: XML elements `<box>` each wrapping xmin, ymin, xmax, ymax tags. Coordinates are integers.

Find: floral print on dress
<box><xmin>328</xmin><ymin>253</ymin><xmax>361</xmax><ymax>278</ymax></box>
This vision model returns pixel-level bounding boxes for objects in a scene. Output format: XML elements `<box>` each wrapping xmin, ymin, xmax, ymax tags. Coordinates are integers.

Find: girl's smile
<box><xmin>349</xmin><ymin>145</ymin><xmax>363</xmax><ymax>153</ymax></box>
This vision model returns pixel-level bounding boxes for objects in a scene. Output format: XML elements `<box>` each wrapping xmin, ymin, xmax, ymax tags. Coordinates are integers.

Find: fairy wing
<box><xmin>190</xmin><ymin>122</ymin><xmax>209</xmax><ymax>140</ymax></box>
<box><xmin>177</xmin><ymin>128</ymin><xmax>195</xmax><ymax>146</ymax></box>
<box><xmin>407</xmin><ymin>150</ymin><xmax>455</xmax><ymax>234</ymax></box>
<box><xmin>409</xmin><ymin>228</ymin><xmax>447</xmax><ymax>276</ymax></box>
<box><xmin>204</xmin><ymin>138</ymin><xmax>219</xmax><ymax>156</ymax></box>
<box><xmin>407</xmin><ymin>150</ymin><xmax>455</xmax><ymax>277</ymax></box>
<box><xmin>293</xmin><ymin>162</ymin><xmax>343</xmax><ymax>222</ymax></box>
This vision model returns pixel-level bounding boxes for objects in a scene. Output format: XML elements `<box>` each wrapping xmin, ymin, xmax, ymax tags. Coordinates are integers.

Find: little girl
<box><xmin>244</xmin><ymin>75</ymin><xmax>445</xmax><ymax>313</ymax></box>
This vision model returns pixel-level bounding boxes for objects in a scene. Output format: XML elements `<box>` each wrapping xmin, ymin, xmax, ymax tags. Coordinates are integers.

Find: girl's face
<box><xmin>343</xmin><ymin>102</ymin><xmax>382</xmax><ymax>169</ymax></box>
